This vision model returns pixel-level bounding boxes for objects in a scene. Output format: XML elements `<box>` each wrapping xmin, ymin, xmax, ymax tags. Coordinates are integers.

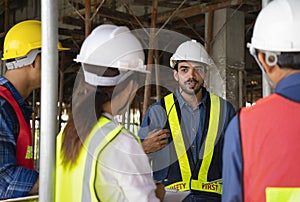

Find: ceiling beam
<box><xmin>156</xmin><ymin>0</ymin><xmax>243</xmax><ymax>24</ymax></box>
<box><xmin>132</xmin><ymin>0</ymin><xmax>185</xmax><ymax>8</ymax></box>
<box><xmin>65</xmin><ymin>6</ymin><xmax>142</xmax><ymax>27</ymax></box>
<box><xmin>167</xmin><ymin>15</ymin><xmax>205</xmax><ymax>29</ymax></box>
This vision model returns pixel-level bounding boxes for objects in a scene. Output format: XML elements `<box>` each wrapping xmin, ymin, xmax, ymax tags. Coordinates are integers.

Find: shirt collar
<box><xmin>0</xmin><ymin>76</ymin><xmax>32</xmax><ymax>120</ymax></box>
<box><xmin>102</xmin><ymin>112</ymin><xmax>114</xmax><ymax>120</ymax></box>
<box><xmin>275</xmin><ymin>72</ymin><xmax>300</xmax><ymax>102</ymax></box>
<box><xmin>174</xmin><ymin>88</ymin><xmax>208</xmax><ymax>109</ymax></box>
<box><xmin>0</xmin><ymin>76</ymin><xmax>25</xmax><ymax>105</ymax></box>
<box><xmin>102</xmin><ymin>112</ymin><xmax>121</xmax><ymax>126</ymax></box>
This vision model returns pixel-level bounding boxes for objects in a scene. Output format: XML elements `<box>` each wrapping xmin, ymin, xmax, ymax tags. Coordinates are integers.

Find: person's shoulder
<box><xmin>207</xmin><ymin>92</ymin><xmax>236</xmax><ymax>116</ymax></box>
<box><xmin>209</xmin><ymin>92</ymin><xmax>227</xmax><ymax>102</ymax></box>
<box><xmin>0</xmin><ymin>95</ymin><xmax>13</xmax><ymax>110</ymax></box>
<box><xmin>0</xmin><ymin>95</ymin><xmax>8</xmax><ymax>104</ymax></box>
<box><xmin>208</xmin><ymin>92</ymin><xmax>233</xmax><ymax>106</ymax></box>
<box><xmin>241</xmin><ymin>94</ymin><xmax>278</xmax><ymax>114</ymax></box>
<box><xmin>100</xmin><ymin>127</ymin><xmax>139</xmax><ymax>151</ymax></box>
<box><xmin>0</xmin><ymin>82</ymin><xmax>19</xmax><ymax>103</ymax></box>
<box><xmin>109</xmin><ymin>129</ymin><xmax>147</xmax><ymax>158</ymax></box>
<box><xmin>157</xmin><ymin>92</ymin><xmax>174</xmax><ymax>103</ymax></box>
<box><xmin>147</xmin><ymin>97</ymin><xmax>166</xmax><ymax>109</ymax></box>
<box><xmin>224</xmin><ymin>99</ymin><xmax>235</xmax><ymax>109</ymax></box>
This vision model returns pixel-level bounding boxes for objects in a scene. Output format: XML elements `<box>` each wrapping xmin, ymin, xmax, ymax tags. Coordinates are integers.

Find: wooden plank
<box><xmin>84</xmin><ymin>0</ymin><xmax>91</xmax><ymax>37</ymax></box>
<box><xmin>65</xmin><ymin>6</ymin><xmax>141</xmax><ymax>27</ymax></box>
<box><xmin>133</xmin><ymin>0</ymin><xmax>185</xmax><ymax>8</ymax></box>
<box><xmin>156</xmin><ymin>0</ymin><xmax>243</xmax><ymax>24</ymax></box>
<box><xmin>62</xmin><ymin>16</ymin><xmax>84</xmax><ymax>27</ymax></box>
<box><xmin>142</xmin><ymin>0</ymin><xmax>158</xmax><ymax>119</ymax></box>
<box><xmin>169</xmin><ymin>15</ymin><xmax>205</xmax><ymax>29</ymax></box>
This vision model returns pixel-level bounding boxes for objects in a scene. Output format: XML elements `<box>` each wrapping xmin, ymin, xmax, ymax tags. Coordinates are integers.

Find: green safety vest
<box><xmin>164</xmin><ymin>92</ymin><xmax>223</xmax><ymax>195</ymax></box>
<box><xmin>55</xmin><ymin>116</ymin><xmax>140</xmax><ymax>202</ymax></box>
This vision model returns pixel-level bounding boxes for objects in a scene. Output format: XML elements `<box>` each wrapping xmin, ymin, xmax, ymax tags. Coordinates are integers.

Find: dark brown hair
<box><xmin>61</xmin><ymin>66</ymin><xmax>120</xmax><ymax>165</ymax></box>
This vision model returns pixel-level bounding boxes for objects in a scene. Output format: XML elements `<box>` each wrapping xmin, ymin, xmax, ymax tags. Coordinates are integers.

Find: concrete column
<box><xmin>207</xmin><ymin>8</ymin><xmax>245</xmax><ymax>110</ymax></box>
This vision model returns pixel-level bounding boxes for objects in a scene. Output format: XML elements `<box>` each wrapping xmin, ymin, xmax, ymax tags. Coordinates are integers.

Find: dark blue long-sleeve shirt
<box><xmin>0</xmin><ymin>76</ymin><xmax>38</xmax><ymax>199</ymax></box>
<box><xmin>139</xmin><ymin>88</ymin><xmax>235</xmax><ymax>195</ymax></box>
<box><xmin>222</xmin><ymin>72</ymin><xmax>300</xmax><ymax>202</ymax></box>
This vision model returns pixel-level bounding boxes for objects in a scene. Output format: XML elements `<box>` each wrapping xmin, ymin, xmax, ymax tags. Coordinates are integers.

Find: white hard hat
<box><xmin>170</xmin><ymin>40</ymin><xmax>211</xmax><ymax>68</ymax></box>
<box><xmin>248</xmin><ymin>0</ymin><xmax>300</xmax><ymax>52</ymax></box>
<box><xmin>74</xmin><ymin>24</ymin><xmax>147</xmax><ymax>86</ymax></box>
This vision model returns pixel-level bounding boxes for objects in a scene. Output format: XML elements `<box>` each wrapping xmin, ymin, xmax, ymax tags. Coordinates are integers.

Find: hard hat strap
<box><xmin>5</xmin><ymin>49</ymin><xmax>41</xmax><ymax>70</ymax></box>
<box><xmin>249</xmin><ymin>46</ymin><xmax>275</xmax><ymax>88</ymax></box>
<box><xmin>82</xmin><ymin>65</ymin><xmax>133</xmax><ymax>86</ymax></box>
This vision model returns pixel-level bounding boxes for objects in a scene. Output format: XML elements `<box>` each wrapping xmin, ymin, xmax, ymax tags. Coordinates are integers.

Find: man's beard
<box><xmin>179</xmin><ymin>78</ymin><xmax>203</xmax><ymax>95</ymax></box>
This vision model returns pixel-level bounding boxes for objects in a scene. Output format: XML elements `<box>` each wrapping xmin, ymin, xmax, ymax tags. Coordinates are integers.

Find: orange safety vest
<box><xmin>0</xmin><ymin>86</ymin><xmax>34</xmax><ymax>169</ymax></box>
<box><xmin>240</xmin><ymin>93</ymin><xmax>300</xmax><ymax>202</ymax></box>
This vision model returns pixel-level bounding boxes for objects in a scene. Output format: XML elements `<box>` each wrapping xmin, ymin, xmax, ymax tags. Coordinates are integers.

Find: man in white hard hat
<box><xmin>139</xmin><ymin>40</ymin><xmax>235</xmax><ymax>201</ymax></box>
<box><xmin>55</xmin><ymin>24</ymin><xmax>160</xmax><ymax>202</ymax></box>
<box><xmin>222</xmin><ymin>0</ymin><xmax>300</xmax><ymax>201</ymax></box>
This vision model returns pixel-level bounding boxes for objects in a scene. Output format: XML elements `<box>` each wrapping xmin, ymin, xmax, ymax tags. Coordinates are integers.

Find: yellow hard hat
<box><xmin>2</xmin><ymin>20</ymin><xmax>69</xmax><ymax>61</ymax></box>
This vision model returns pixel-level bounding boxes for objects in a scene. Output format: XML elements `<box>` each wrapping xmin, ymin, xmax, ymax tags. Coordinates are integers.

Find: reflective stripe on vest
<box><xmin>240</xmin><ymin>94</ymin><xmax>300</xmax><ymax>202</ymax></box>
<box><xmin>56</xmin><ymin>116</ymin><xmax>140</xmax><ymax>202</ymax></box>
<box><xmin>164</xmin><ymin>92</ymin><xmax>222</xmax><ymax>195</ymax></box>
<box><xmin>0</xmin><ymin>86</ymin><xmax>34</xmax><ymax>169</ymax></box>
<box><xmin>266</xmin><ymin>187</ymin><xmax>300</xmax><ymax>202</ymax></box>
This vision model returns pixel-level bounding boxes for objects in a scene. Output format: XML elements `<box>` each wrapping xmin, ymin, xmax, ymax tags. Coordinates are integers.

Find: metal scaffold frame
<box><xmin>40</xmin><ymin>0</ymin><xmax>58</xmax><ymax>201</ymax></box>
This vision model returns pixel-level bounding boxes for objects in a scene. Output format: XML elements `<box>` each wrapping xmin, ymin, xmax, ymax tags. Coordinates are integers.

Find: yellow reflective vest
<box><xmin>55</xmin><ymin>116</ymin><xmax>140</xmax><ymax>202</ymax></box>
<box><xmin>164</xmin><ymin>92</ymin><xmax>223</xmax><ymax>195</ymax></box>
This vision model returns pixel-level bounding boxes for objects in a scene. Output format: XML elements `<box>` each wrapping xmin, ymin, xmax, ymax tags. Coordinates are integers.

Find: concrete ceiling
<box><xmin>0</xmin><ymin>0</ymin><xmax>263</xmax><ymax>106</ymax></box>
<box><xmin>57</xmin><ymin>0</ymin><xmax>262</xmax><ymax>104</ymax></box>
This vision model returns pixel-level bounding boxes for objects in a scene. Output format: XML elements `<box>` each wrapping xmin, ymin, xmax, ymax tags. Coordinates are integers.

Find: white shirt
<box><xmin>95</xmin><ymin>114</ymin><xmax>159</xmax><ymax>202</ymax></box>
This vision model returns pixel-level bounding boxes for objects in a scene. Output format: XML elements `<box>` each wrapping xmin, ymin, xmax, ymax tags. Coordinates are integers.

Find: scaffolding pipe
<box><xmin>142</xmin><ymin>0</ymin><xmax>158</xmax><ymax>119</ymax></box>
<box><xmin>1</xmin><ymin>0</ymin><xmax>9</xmax><ymax>75</ymax></box>
<box><xmin>31</xmin><ymin>90</ymin><xmax>37</xmax><ymax>168</ymax></box>
<box><xmin>4</xmin><ymin>0</ymin><xmax>9</xmax><ymax>33</ymax></box>
<box><xmin>205</xmin><ymin>11</ymin><xmax>213</xmax><ymax>55</ymax></box>
<box><xmin>57</xmin><ymin>52</ymin><xmax>65</xmax><ymax>132</ymax></box>
<box><xmin>154</xmin><ymin>49</ymin><xmax>161</xmax><ymax>101</ymax></box>
<box><xmin>239</xmin><ymin>70</ymin><xmax>243</xmax><ymax>108</ymax></box>
<box><xmin>85</xmin><ymin>0</ymin><xmax>91</xmax><ymax>37</ymax></box>
<box><xmin>40</xmin><ymin>0</ymin><xmax>59</xmax><ymax>201</ymax></box>
<box><xmin>204</xmin><ymin>11</ymin><xmax>213</xmax><ymax>96</ymax></box>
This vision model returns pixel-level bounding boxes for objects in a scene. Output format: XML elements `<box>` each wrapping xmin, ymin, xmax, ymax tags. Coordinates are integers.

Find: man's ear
<box><xmin>173</xmin><ymin>70</ymin><xmax>178</xmax><ymax>81</ymax></box>
<box><xmin>31</xmin><ymin>55</ymin><xmax>39</xmax><ymax>69</ymax></box>
<box><xmin>258</xmin><ymin>52</ymin><xmax>274</xmax><ymax>74</ymax></box>
<box><xmin>29</xmin><ymin>63</ymin><xmax>35</xmax><ymax>69</ymax></box>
